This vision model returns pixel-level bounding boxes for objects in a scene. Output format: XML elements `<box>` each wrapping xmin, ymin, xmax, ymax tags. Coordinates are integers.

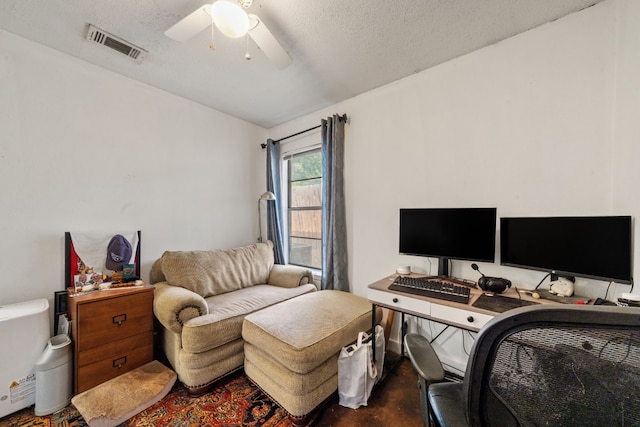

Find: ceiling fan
<box><xmin>165</xmin><ymin>0</ymin><xmax>292</xmax><ymax>70</ymax></box>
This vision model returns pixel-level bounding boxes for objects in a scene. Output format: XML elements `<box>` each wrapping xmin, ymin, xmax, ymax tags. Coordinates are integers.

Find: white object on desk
<box><xmin>621</xmin><ymin>292</ymin><xmax>640</xmax><ymax>302</ymax></box>
<box><xmin>396</xmin><ymin>265</ymin><xmax>411</xmax><ymax>275</ymax></box>
<box><xmin>549</xmin><ymin>278</ymin><xmax>574</xmax><ymax>297</ymax></box>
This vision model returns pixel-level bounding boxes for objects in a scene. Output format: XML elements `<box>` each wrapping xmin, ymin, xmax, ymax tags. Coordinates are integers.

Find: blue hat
<box><xmin>106</xmin><ymin>234</ymin><xmax>132</xmax><ymax>271</ymax></box>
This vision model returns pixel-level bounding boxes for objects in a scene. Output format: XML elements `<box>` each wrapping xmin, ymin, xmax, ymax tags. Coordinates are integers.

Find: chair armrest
<box><xmin>268</xmin><ymin>264</ymin><xmax>315</xmax><ymax>289</ymax></box>
<box><xmin>153</xmin><ymin>282</ymin><xmax>208</xmax><ymax>334</ymax></box>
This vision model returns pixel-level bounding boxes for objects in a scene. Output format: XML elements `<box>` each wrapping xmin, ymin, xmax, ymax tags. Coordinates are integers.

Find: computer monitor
<box><xmin>399</xmin><ymin>208</ymin><xmax>497</xmax><ymax>278</ymax></box>
<box><xmin>500</xmin><ymin>216</ymin><xmax>633</xmax><ymax>284</ymax></box>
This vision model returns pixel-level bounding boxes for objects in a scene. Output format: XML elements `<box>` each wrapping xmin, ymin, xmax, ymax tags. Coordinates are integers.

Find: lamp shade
<box><xmin>258</xmin><ymin>191</ymin><xmax>276</xmax><ymax>243</ymax></box>
<box><xmin>260</xmin><ymin>191</ymin><xmax>276</xmax><ymax>201</ymax></box>
<box><xmin>211</xmin><ymin>0</ymin><xmax>250</xmax><ymax>38</ymax></box>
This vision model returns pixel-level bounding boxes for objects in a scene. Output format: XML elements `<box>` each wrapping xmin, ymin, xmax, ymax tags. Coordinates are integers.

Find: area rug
<box><xmin>0</xmin><ymin>369</ymin><xmax>293</xmax><ymax>427</ymax></box>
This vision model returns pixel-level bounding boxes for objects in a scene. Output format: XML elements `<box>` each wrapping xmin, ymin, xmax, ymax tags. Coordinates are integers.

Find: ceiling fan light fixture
<box><xmin>210</xmin><ymin>0</ymin><xmax>250</xmax><ymax>38</ymax></box>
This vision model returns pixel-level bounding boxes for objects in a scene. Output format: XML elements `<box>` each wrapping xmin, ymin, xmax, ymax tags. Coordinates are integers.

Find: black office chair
<box><xmin>406</xmin><ymin>305</ymin><xmax>640</xmax><ymax>426</ymax></box>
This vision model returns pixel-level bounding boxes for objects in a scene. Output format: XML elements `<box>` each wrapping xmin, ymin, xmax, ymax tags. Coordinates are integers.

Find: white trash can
<box><xmin>34</xmin><ymin>334</ymin><xmax>72</xmax><ymax>416</ymax></box>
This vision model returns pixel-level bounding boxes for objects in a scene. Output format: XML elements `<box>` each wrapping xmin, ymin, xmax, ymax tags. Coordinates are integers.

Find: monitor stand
<box><xmin>429</xmin><ymin>257</ymin><xmax>477</xmax><ymax>288</ymax></box>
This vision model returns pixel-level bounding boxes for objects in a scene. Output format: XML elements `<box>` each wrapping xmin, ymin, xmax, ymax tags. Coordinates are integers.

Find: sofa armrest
<box><xmin>153</xmin><ymin>282</ymin><xmax>209</xmax><ymax>334</ymax></box>
<box><xmin>268</xmin><ymin>264</ymin><xmax>315</xmax><ymax>289</ymax></box>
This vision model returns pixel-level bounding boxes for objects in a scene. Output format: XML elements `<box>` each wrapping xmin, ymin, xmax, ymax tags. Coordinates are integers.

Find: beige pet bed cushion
<box><xmin>71</xmin><ymin>360</ymin><xmax>176</xmax><ymax>427</ymax></box>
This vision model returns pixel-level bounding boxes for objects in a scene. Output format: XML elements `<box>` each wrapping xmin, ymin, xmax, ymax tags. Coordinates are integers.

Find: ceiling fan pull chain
<box><xmin>245</xmin><ymin>33</ymin><xmax>251</xmax><ymax>60</ymax></box>
<box><xmin>209</xmin><ymin>15</ymin><xmax>216</xmax><ymax>50</ymax></box>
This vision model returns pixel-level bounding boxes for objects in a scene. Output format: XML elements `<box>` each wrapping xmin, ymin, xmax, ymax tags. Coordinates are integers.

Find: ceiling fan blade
<box><xmin>165</xmin><ymin>5</ymin><xmax>212</xmax><ymax>42</ymax></box>
<box><xmin>248</xmin><ymin>14</ymin><xmax>292</xmax><ymax>70</ymax></box>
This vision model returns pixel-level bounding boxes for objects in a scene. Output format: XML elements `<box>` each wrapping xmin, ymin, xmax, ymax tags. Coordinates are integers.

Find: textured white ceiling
<box><xmin>0</xmin><ymin>0</ymin><xmax>604</xmax><ymax>128</ymax></box>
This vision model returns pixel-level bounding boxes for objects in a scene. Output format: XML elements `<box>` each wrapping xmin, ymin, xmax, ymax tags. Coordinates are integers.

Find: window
<box><xmin>286</xmin><ymin>148</ymin><xmax>322</xmax><ymax>270</ymax></box>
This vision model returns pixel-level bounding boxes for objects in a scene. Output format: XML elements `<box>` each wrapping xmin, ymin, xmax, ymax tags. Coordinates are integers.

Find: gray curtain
<box><xmin>321</xmin><ymin>115</ymin><xmax>349</xmax><ymax>291</ymax></box>
<box><xmin>266</xmin><ymin>139</ymin><xmax>286</xmax><ymax>264</ymax></box>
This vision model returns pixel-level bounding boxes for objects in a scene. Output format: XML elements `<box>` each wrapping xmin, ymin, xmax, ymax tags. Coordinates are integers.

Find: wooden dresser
<box><xmin>67</xmin><ymin>285</ymin><xmax>154</xmax><ymax>394</ymax></box>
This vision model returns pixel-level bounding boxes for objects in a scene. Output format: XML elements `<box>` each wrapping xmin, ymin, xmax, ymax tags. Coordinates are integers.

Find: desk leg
<box><xmin>384</xmin><ymin>311</ymin><xmax>406</xmax><ymax>376</ymax></box>
<box><xmin>371</xmin><ymin>303</ymin><xmax>377</xmax><ymax>362</ymax></box>
<box><xmin>384</xmin><ymin>309</ymin><xmax>395</xmax><ymax>350</ymax></box>
<box><xmin>400</xmin><ymin>312</ymin><xmax>406</xmax><ymax>357</ymax></box>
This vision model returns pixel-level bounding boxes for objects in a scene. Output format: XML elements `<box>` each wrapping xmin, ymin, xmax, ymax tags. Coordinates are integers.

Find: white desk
<box><xmin>367</xmin><ymin>274</ymin><xmax>556</xmax><ymax>356</ymax></box>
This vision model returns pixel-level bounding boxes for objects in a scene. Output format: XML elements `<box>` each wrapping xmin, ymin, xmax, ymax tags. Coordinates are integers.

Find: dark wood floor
<box><xmin>313</xmin><ymin>355</ymin><xmax>423</xmax><ymax>427</ymax></box>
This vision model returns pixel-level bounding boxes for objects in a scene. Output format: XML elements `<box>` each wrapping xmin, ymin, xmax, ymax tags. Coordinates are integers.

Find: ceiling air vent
<box><xmin>86</xmin><ymin>24</ymin><xmax>146</xmax><ymax>61</ymax></box>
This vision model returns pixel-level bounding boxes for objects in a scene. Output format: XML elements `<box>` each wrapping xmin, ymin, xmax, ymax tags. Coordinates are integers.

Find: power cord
<box><xmin>534</xmin><ymin>272</ymin><xmax>551</xmax><ymax>290</ymax></box>
<box><xmin>604</xmin><ymin>281</ymin><xmax>613</xmax><ymax>300</ymax></box>
<box><xmin>462</xmin><ymin>330</ymin><xmax>475</xmax><ymax>356</ymax></box>
<box><xmin>461</xmin><ymin>329</ymin><xmax>468</xmax><ymax>356</ymax></box>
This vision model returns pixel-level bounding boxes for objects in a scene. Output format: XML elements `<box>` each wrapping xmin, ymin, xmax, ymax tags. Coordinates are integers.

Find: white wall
<box><xmin>0</xmin><ymin>30</ymin><xmax>267</xmax><ymax>314</ymax></box>
<box><xmin>268</xmin><ymin>0</ymin><xmax>637</xmax><ymax>370</ymax></box>
<box><xmin>613</xmin><ymin>0</ymin><xmax>640</xmax><ymax>274</ymax></box>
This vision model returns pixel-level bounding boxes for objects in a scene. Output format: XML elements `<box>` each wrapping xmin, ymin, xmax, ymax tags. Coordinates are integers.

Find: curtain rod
<box><xmin>261</xmin><ymin>114</ymin><xmax>348</xmax><ymax>148</ymax></box>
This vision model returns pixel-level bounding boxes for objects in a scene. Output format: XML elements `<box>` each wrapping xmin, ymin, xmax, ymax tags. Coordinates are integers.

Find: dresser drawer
<box><xmin>76</xmin><ymin>332</ymin><xmax>153</xmax><ymax>393</ymax></box>
<box><xmin>76</xmin><ymin>291</ymin><xmax>153</xmax><ymax>351</ymax></box>
<box><xmin>77</xmin><ymin>330</ymin><xmax>153</xmax><ymax>367</ymax></box>
<box><xmin>430</xmin><ymin>303</ymin><xmax>493</xmax><ymax>331</ymax></box>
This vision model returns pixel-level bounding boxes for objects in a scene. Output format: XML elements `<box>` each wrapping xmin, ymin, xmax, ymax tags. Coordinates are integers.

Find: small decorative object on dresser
<box><xmin>64</xmin><ymin>230</ymin><xmax>141</xmax><ymax>293</ymax></box>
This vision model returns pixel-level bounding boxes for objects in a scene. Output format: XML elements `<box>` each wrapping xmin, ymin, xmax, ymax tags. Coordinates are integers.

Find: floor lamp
<box><xmin>258</xmin><ymin>191</ymin><xmax>276</xmax><ymax>243</ymax></box>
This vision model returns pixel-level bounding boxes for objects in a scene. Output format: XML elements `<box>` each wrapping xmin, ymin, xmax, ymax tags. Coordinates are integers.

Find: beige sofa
<box><xmin>151</xmin><ymin>241</ymin><xmax>316</xmax><ymax>395</ymax></box>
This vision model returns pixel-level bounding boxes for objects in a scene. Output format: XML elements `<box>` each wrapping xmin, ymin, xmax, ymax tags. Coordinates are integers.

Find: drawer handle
<box><xmin>113</xmin><ymin>356</ymin><xmax>127</xmax><ymax>369</ymax></box>
<box><xmin>393</xmin><ymin>298</ymin><xmax>399</xmax><ymax>303</ymax></box>
<box><xmin>113</xmin><ymin>313</ymin><xmax>127</xmax><ymax>326</ymax></box>
<box><xmin>467</xmin><ymin>316</ymin><xmax>474</xmax><ymax>323</ymax></box>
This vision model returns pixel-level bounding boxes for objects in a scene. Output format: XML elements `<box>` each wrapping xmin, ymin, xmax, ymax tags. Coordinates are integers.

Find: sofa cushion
<box><xmin>181</xmin><ymin>283</ymin><xmax>316</xmax><ymax>353</ymax></box>
<box><xmin>160</xmin><ymin>241</ymin><xmax>275</xmax><ymax>298</ymax></box>
<box><xmin>149</xmin><ymin>257</ymin><xmax>165</xmax><ymax>284</ymax></box>
<box><xmin>268</xmin><ymin>264</ymin><xmax>315</xmax><ymax>288</ymax></box>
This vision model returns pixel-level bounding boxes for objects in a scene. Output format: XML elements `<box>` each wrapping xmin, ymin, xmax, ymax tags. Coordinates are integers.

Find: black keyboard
<box><xmin>389</xmin><ymin>276</ymin><xmax>471</xmax><ymax>304</ymax></box>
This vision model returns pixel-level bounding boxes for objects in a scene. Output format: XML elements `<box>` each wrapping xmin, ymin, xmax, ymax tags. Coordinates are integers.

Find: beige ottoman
<box><xmin>242</xmin><ymin>290</ymin><xmax>380</xmax><ymax>426</ymax></box>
